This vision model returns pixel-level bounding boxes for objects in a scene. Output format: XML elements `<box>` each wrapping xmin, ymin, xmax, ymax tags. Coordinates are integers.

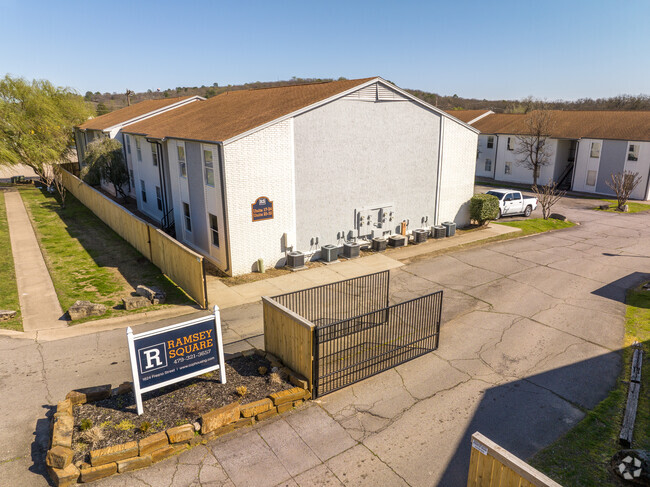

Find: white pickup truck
<box><xmin>486</xmin><ymin>189</ymin><xmax>538</xmax><ymax>218</ymax></box>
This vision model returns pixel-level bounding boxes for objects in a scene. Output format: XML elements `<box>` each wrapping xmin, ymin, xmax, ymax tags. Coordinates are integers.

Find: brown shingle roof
<box><xmin>122</xmin><ymin>78</ymin><xmax>377</xmax><ymax>142</ymax></box>
<box><xmin>472</xmin><ymin>110</ymin><xmax>650</xmax><ymax>141</ymax></box>
<box><xmin>444</xmin><ymin>109</ymin><xmax>492</xmax><ymax>123</ymax></box>
<box><xmin>78</xmin><ymin>96</ymin><xmax>195</xmax><ymax>131</ymax></box>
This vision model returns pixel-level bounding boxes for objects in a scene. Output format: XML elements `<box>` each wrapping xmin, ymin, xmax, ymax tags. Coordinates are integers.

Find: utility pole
<box><xmin>125</xmin><ymin>89</ymin><xmax>135</xmax><ymax>106</ymax></box>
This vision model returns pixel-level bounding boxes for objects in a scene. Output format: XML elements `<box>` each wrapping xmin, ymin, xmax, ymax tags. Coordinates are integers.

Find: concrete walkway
<box><xmin>207</xmin><ymin>223</ymin><xmax>520</xmax><ymax>310</ymax></box>
<box><xmin>4</xmin><ymin>190</ymin><xmax>65</xmax><ymax>331</ymax></box>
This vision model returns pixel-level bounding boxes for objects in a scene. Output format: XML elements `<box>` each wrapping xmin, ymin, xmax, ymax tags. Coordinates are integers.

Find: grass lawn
<box><xmin>18</xmin><ymin>185</ymin><xmax>191</xmax><ymax>323</ymax></box>
<box><xmin>494</xmin><ymin>218</ymin><xmax>576</xmax><ymax>236</ymax></box>
<box><xmin>0</xmin><ymin>191</ymin><xmax>22</xmax><ymax>331</ymax></box>
<box><xmin>530</xmin><ymin>285</ymin><xmax>650</xmax><ymax>486</ymax></box>
<box><xmin>596</xmin><ymin>199</ymin><xmax>650</xmax><ymax>214</ymax></box>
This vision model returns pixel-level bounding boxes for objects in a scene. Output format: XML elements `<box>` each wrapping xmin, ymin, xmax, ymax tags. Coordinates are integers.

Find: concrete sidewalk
<box><xmin>4</xmin><ymin>190</ymin><xmax>65</xmax><ymax>331</ymax></box>
<box><xmin>207</xmin><ymin>223</ymin><xmax>521</xmax><ymax>310</ymax></box>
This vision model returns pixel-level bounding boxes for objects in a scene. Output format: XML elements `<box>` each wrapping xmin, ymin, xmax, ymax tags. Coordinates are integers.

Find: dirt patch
<box><xmin>208</xmin><ymin>259</ymin><xmax>324</xmax><ymax>287</ymax></box>
<box><xmin>71</xmin><ymin>354</ymin><xmax>291</xmax><ymax>463</ymax></box>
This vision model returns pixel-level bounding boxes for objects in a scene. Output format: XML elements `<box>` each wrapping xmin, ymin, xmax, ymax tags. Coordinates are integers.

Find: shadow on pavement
<box><xmin>592</xmin><ymin>272</ymin><xmax>649</xmax><ymax>304</ymax></box>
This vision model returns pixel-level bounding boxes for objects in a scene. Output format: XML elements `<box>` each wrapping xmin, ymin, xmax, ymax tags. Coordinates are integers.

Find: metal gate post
<box><xmin>312</xmin><ymin>325</ymin><xmax>319</xmax><ymax>399</ymax></box>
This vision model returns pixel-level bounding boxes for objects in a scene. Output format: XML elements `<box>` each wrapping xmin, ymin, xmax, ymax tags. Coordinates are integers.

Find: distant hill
<box><xmin>84</xmin><ymin>77</ymin><xmax>650</xmax><ymax>116</ymax></box>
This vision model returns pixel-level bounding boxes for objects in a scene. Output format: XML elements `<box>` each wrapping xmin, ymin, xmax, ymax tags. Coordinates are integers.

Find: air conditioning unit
<box><xmin>321</xmin><ymin>244</ymin><xmax>339</xmax><ymax>262</ymax></box>
<box><xmin>287</xmin><ymin>251</ymin><xmax>305</xmax><ymax>269</ymax></box>
<box><xmin>413</xmin><ymin>229</ymin><xmax>428</xmax><ymax>244</ymax></box>
<box><xmin>343</xmin><ymin>241</ymin><xmax>360</xmax><ymax>259</ymax></box>
<box><xmin>432</xmin><ymin>225</ymin><xmax>446</xmax><ymax>239</ymax></box>
<box><xmin>372</xmin><ymin>237</ymin><xmax>387</xmax><ymax>252</ymax></box>
<box><xmin>389</xmin><ymin>235</ymin><xmax>406</xmax><ymax>247</ymax></box>
<box><xmin>442</xmin><ymin>221</ymin><xmax>456</xmax><ymax>237</ymax></box>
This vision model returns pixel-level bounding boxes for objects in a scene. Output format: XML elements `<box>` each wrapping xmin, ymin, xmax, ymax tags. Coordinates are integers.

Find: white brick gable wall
<box><xmin>438</xmin><ymin>118</ymin><xmax>478</xmax><ymax>225</ymax></box>
<box><xmin>223</xmin><ymin>119</ymin><xmax>296</xmax><ymax>275</ymax></box>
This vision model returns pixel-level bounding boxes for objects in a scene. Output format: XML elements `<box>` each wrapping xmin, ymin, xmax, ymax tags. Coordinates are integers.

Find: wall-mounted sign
<box><xmin>126</xmin><ymin>306</ymin><xmax>226</xmax><ymax>415</ymax></box>
<box><xmin>252</xmin><ymin>196</ymin><xmax>274</xmax><ymax>222</ymax></box>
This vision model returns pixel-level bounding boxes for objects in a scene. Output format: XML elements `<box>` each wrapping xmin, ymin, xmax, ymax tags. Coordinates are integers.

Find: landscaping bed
<box><xmin>47</xmin><ymin>349</ymin><xmax>311</xmax><ymax>485</ymax></box>
<box><xmin>71</xmin><ymin>353</ymin><xmax>291</xmax><ymax>463</ymax></box>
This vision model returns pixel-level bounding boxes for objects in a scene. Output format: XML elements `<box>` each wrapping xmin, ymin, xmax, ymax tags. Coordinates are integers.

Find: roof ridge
<box><xmin>217</xmin><ymin>77</ymin><xmax>376</xmax><ymax>95</ymax></box>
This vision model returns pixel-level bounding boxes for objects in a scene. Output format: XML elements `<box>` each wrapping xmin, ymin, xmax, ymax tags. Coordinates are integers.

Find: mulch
<box><xmin>71</xmin><ymin>354</ymin><xmax>291</xmax><ymax>463</ymax></box>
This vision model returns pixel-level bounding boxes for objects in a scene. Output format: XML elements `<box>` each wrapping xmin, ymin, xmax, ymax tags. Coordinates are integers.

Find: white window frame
<box><xmin>136</xmin><ymin>137</ymin><xmax>142</xmax><ymax>162</ymax></box>
<box><xmin>487</xmin><ymin>136</ymin><xmax>494</xmax><ymax>149</ymax></box>
<box><xmin>140</xmin><ymin>179</ymin><xmax>147</xmax><ymax>202</ymax></box>
<box><xmin>155</xmin><ymin>186</ymin><xmax>163</xmax><ymax>211</ymax></box>
<box><xmin>485</xmin><ymin>159</ymin><xmax>492</xmax><ymax>172</ymax></box>
<box><xmin>590</xmin><ymin>142</ymin><xmax>601</xmax><ymax>158</ymax></box>
<box><xmin>126</xmin><ymin>135</ymin><xmax>131</xmax><ymax>155</ymax></box>
<box><xmin>129</xmin><ymin>169</ymin><xmax>134</xmax><ymax>189</ymax></box>
<box><xmin>504</xmin><ymin>161</ymin><xmax>512</xmax><ymax>174</ymax></box>
<box><xmin>586</xmin><ymin>170</ymin><xmax>597</xmax><ymax>186</ymax></box>
<box><xmin>177</xmin><ymin>143</ymin><xmax>187</xmax><ymax>178</ymax></box>
<box><xmin>203</xmin><ymin>148</ymin><xmax>215</xmax><ymax>187</ymax></box>
<box><xmin>151</xmin><ymin>143</ymin><xmax>159</xmax><ymax>166</ymax></box>
<box><xmin>507</xmin><ymin>137</ymin><xmax>514</xmax><ymax>151</ymax></box>
<box><xmin>209</xmin><ymin>213</ymin><xmax>219</xmax><ymax>247</ymax></box>
<box><xmin>627</xmin><ymin>143</ymin><xmax>639</xmax><ymax>162</ymax></box>
<box><xmin>183</xmin><ymin>202</ymin><xmax>192</xmax><ymax>232</ymax></box>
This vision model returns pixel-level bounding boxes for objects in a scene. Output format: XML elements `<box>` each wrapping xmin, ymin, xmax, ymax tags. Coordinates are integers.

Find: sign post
<box><xmin>126</xmin><ymin>305</ymin><xmax>226</xmax><ymax>415</ymax></box>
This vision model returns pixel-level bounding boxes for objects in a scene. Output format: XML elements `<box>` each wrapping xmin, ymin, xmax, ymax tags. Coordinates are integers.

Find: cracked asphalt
<box><xmin>1</xmin><ymin>193</ymin><xmax>648</xmax><ymax>486</ymax></box>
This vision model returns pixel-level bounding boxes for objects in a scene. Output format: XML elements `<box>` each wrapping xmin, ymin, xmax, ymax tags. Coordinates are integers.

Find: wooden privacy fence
<box><xmin>468</xmin><ymin>432</ymin><xmax>562</xmax><ymax>487</ymax></box>
<box><xmin>61</xmin><ymin>169</ymin><xmax>208</xmax><ymax>308</ymax></box>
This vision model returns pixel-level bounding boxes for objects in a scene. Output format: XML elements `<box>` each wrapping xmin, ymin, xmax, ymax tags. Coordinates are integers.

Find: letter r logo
<box><xmin>143</xmin><ymin>349</ymin><xmax>162</xmax><ymax>369</ymax></box>
<box><xmin>138</xmin><ymin>343</ymin><xmax>167</xmax><ymax>374</ymax></box>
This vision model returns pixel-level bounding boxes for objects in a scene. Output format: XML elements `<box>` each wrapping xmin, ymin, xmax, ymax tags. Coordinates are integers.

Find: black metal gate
<box><xmin>272</xmin><ymin>270</ymin><xmax>442</xmax><ymax>398</ymax></box>
<box><xmin>313</xmin><ymin>291</ymin><xmax>442</xmax><ymax>397</ymax></box>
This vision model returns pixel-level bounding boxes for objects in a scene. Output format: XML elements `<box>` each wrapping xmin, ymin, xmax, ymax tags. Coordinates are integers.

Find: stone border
<box><xmin>46</xmin><ymin>349</ymin><xmax>310</xmax><ymax>486</ymax></box>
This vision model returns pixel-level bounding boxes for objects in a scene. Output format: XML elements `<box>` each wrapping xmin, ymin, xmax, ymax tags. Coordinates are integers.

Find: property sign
<box><xmin>252</xmin><ymin>196</ymin><xmax>273</xmax><ymax>221</ymax></box>
<box><xmin>126</xmin><ymin>306</ymin><xmax>226</xmax><ymax>415</ymax></box>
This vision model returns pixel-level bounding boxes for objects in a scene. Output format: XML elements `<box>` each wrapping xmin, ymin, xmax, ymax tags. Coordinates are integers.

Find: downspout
<box><xmin>434</xmin><ymin>116</ymin><xmax>445</xmax><ymax>226</ymax></box>
<box><xmin>217</xmin><ymin>143</ymin><xmax>232</xmax><ymax>275</ymax></box>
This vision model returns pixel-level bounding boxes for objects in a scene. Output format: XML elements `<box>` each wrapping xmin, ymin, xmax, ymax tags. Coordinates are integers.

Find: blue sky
<box><xmin>1</xmin><ymin>0</ymin><xmax>648</xmax><ymax>100</ymax></box>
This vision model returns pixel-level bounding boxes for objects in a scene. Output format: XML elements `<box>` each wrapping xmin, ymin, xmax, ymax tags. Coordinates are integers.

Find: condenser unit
<box><xmin>343</xmin><ymin>241</ymin><xmax>360</xmax><ymax>259</ymax></box>
<box><xmin>389</xmin><ymin>235</ymin><xmax>406</xmax><ymax>247</ymax></box>
<box><xmin>287</xmin><ymin>251</ymin><xmax>305</xmax><ymax>269</ymax></box>
<box><xmin>372</xmin><ymin>237</ymin><xmax>387</xmax><ymax>252</ymax></box>
<box><xmin>413</xmin><ymin>229</ymin><xmax>428</xmax><ymax>244</ymax></box>
<box><xmin>432</xmin><ymin>225</ymin><xmax>446</xmax><ymax>239</ymax></box>
<box><xmin>321</xmin><ymin>244</ymin><xmax>339</xmax><ymax>262</ymax></box>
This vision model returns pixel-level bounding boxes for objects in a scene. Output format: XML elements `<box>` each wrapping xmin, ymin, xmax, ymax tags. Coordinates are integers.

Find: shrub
<box><xmin>139</xmin><ymin>421</ymin><xmax>151</xmax><ymax>433</ymax></box>
<box><xmin>258</xmin><ymin>366</ymin><xmax>268</xmax><ymax>376</ymax></box>
<box><xmin>269</xmin><ymin>372</ymin><xmax>283</xmax><ymax>386</ymax></box>
<box><xmin>79</xmin><ymin>418</ymin><xmax>93</xmax><ymax>431</ymax></box>
<box><xmin>80</xmin><ymin>426</ymin><xmax>104</xmax><ymax>447</ymax></box>
<box><xmin>235</xmin><ymin>385</ymin><xmax>248</xmax><ymax>397</ymax></box>
<box><xmin>470</xmin><ymin>194</ymin><xmax>499</xmax><ymax>225</ymax></box>
<box><xmin>115</xmin><ymin>420</ymin><xmax>136</xmax><ymax>431</ymax></box>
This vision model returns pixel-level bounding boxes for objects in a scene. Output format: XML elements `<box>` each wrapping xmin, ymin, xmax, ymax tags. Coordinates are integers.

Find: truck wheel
<box><xmin>524</xmin><ymin>205</ymin><xmax>532</xmax><ymax>217</ymax></box>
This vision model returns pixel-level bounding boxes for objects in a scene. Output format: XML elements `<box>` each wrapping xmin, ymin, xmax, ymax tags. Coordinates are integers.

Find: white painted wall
<box><xmin>623</xmin><ymin>141</ymin><xmax>650</xmax><ymax>200</ymax></box>
<box><xmin>493</xmin><ymin>135</ymin><xmax>557</xmax><ymax>185</ymax></box>
<box><xmin>129</xmin><ymin>135</ymin><xmax>165</xmax><ymax>221</ymax></box>
<box><xmin>223</xmin><ymin>119</ymin><xmax>296</xmax><ymax>275</ymax></box>
<box><xmin>475</xmin><ymin>134</ymin><xmax>497</xmax><ymax>178</ymax></box>
<box><xmin>438</xmin><ymin>118</ymin><xmax>478</xmax><ymax>225</ymax></box>
<box><xmin>572</xmin><ymin>139</ymin><xmax>602</xmax><ymax>193</ymax></box>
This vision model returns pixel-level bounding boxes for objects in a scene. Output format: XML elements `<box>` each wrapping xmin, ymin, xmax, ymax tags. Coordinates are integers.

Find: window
<box><xmin>126</xmin><ymin>135</ymin><xmax>131</xmax><ymax>154</ymax></box>
<box><xmin>487</xmin><ymin>136</ymin><xmax>494</xmax><ymax>149</ymax></box>
<box><xmin>586</xmin><ymin>170</ymin><xmax>597</xmax><ymax>186</ymax></box>
<box><xmin>513</xmin><ymin>192</ymin><xmax>522</xmax><ymax>200</ymax></box>
<box><xmin>628</xmin><ymin>144</ymin><xmax>639</xmax><ymax>162</ymax></box>
<box><xmin>209</xmin><ymin>213</ymin><xmax>219</xmax><ymax>247</ymax></box>
<box><xmin>507</xmin><ymin>137</ymin><xmax>514</xmax><ymax>151</ymax></box>
<box><xmin>140</xmin><ymin>180</ymin><xmax>147</xmax><ymax>202</ymax></box>
<box><xmin>590</xmin><ymin>142</ymin><xmax>601</xmax><ymax>158</ymax></box>
<box><xmin>505</xmin><ymin>161</ymin><xmax>512</xmax><ymax>174</ymax></box>
<box><xmin>136</xmin><ymin>138</ymin><xmax>142</xmax><ymax>162</ymax></box>
<box><xmin>177</xmin><ymin>145</ymin><xmax>187</xmax><ymax>177</ymax></box>
<box><xmin>155</xmin><ymin>186</ymin><xmax>163</xmax><ymax>211</ymax></box>
<box><xmin>203</xmin><ymin>149</ymin><xmax>215</xmax><ymax>187</ymax></box>
<box><xmin>151</xmin><ymin>143</ymin><xmax>158</xmax><ymax>166</ymax></box>
<box><xmin>484</xmin><ymin>159</ymin><xmax>492</xmax><ymax>172</ymax></box>
<box><xmin>129</xmin><ymin>169</ymin><xmax>134</xmax><ymax>189</ymax></box>
<box><xmin>183</xmin><ymin>202</ymin><xmax>192</xmax><ymax>232</ymax></box>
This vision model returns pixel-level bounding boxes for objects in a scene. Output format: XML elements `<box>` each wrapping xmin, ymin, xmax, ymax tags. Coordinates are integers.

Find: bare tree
<box><xmin>51</xmin><ymin>164</ymin><xmax>67</xmax><ymax>208</ymax></box>
<box><xmin>532</xmin><ymin>179</ymin><xmax>566</xmax><ymax>219</ymax></box>
<box><xmin>606</xmin><ymin>171</ymin><xmax>642</xmax><ymax>211</ymax></box>
<box><xmin>515</xmin><ymin>109</ymin><xmax>555</xmax><ymax>186</ymax></box>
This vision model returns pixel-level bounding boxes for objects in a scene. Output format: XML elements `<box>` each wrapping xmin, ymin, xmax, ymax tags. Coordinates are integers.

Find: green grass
<box><xmin>595</xmin><ymin>199</ymin><xmax>650</xmax><ymax>214</ymax></box>
<box><xmin>0</xmin><ymin>191</ymin><xmax>22</xmax><ymax>331</ymax></box>
<box><xmin>494</xmin><ymin>218</ymin><xmax>576</xmax><ymax>236</ymax></box>
<box><xmin>530</xmin><ymin>286</ymin><xmax>650</xmax><ymax>486</ymax></box>
<box><xmin>18</xmin><ymin>185</ymin><xmax>190</xmax><ymax>323</ymax></box>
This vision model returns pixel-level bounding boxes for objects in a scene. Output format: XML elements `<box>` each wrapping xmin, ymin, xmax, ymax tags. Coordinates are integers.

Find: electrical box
<box><xmin>356</xmin><ymin>204</ymin><xmax>394</xmax><ymax>237</ymax></box>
